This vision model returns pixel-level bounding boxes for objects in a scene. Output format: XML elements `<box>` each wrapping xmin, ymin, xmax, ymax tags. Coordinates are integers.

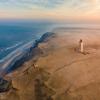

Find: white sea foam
<box><xmin>0</xmin><ymin>39</ymin><xmax>35</xmax><ymax>72</ymax></box>
<box><xmin>5</xmin><ymin>42</ymin><xmax>23</xmax><ymax>51</ymax></box>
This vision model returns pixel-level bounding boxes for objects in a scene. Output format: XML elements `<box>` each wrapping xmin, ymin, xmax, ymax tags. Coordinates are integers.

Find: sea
<box><xmin>0</xmin><ymin>20</ymin><xmax>55</xmax><ymax>60</ymax></box>
<box><xmin>0</xmin><ymin>20</ymin><xmax>57</xmax><ymax>74</ymax></box>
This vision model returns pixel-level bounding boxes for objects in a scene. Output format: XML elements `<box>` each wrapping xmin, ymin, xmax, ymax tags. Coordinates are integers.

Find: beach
<box><xmin>1</xmin><ymin>27</ymin><xmax>100</xmax><ymax>100</ymax></box>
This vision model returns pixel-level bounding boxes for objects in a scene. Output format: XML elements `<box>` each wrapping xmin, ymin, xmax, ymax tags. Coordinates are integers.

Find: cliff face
<box><xmin>1</xmin><ymin>29</ymin><xmax>100</xmax><ymax>100</ymax></box>
<box><xmin>0</xmin><ymin>61</ymin><xmax>55</xmax><ymax>100</ymax></box>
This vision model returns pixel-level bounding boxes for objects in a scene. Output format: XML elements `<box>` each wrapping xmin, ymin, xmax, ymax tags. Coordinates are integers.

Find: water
<box><xmin>0</xmin><ymin>20</ymin><xmax>54</xmax><ymax>60</ymax></box>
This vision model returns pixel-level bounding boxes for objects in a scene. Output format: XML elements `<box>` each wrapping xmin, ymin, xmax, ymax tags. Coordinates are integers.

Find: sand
<box><xmin>1</xmin><ymin>27</ymin><xmax>100</xmax><ymax>100</ymax></box>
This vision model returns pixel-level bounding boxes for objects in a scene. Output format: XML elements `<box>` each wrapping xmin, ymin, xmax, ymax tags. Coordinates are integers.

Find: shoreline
<box><xmin>0</xmin><ymin>32</ymin><xmax>54</xmax><ymax>77</ymax></box>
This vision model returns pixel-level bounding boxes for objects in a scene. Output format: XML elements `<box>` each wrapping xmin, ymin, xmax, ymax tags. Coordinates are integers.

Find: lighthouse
<box><xmin>79</xmin><ymin>39</ymin><xmax>84</xmax><ymax>53</ymax></box>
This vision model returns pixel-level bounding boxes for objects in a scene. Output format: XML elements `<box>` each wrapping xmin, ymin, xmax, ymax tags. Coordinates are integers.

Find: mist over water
<box><xmin>0</xmin><ymin>20</ymin><xmax>100</xmax><ymax>72</ymax></box>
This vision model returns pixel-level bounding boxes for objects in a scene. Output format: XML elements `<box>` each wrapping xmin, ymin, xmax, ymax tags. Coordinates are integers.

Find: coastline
<box><xmin>1</xmin><ymin>27</ymin><xmax>100</xmax><ymax>100</ymax></box>
<box><xmin>1</xmin><ymin>31</ymin><xmax>56</xmax><ymax>100</ymax></box>
<box><xmin>0</xmin><ymin>32</ymin><xmax>54</xmax><ymax>77</ymax></box>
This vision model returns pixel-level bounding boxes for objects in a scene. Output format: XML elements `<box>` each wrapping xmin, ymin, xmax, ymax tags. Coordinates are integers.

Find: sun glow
<box><xmin>0</xmin><ymin>0</ymin><xmax>100</xmax><ymax>23</ymax></box>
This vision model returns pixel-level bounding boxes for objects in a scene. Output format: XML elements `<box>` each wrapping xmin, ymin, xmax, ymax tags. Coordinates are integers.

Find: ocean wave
<box><xmin>5</xmin><ymin>42</ymin><xmax>23</xmax><ymax>51</ymax></box>
<box><xmin>0</xmin><ymin>41</ymin><xmax>33</xmax><ymax>63</ymax></box>
<box><xmin>0</xmin><ymin>42</ymin><xmax>23</xmax><ymax>55</ymax></box>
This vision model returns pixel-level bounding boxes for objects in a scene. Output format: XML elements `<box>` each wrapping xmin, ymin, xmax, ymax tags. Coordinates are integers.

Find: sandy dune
<box><xmin>36</xmin><ymin>28</ymin><xmax>100</xmax><ymax>100</ymax></box>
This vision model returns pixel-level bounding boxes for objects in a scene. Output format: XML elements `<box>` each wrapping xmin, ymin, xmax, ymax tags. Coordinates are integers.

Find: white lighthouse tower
<box><xmin>79</xmin><ymin>39</ymin><xmax>84</xmax><ymax>53</ymax></box>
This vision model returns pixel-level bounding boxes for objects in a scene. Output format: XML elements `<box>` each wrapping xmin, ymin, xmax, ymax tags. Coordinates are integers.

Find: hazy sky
<box><xmin>0</xmin><ymin>0</ymin><xmax>100</xmax><ymax>22</ymax></box>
